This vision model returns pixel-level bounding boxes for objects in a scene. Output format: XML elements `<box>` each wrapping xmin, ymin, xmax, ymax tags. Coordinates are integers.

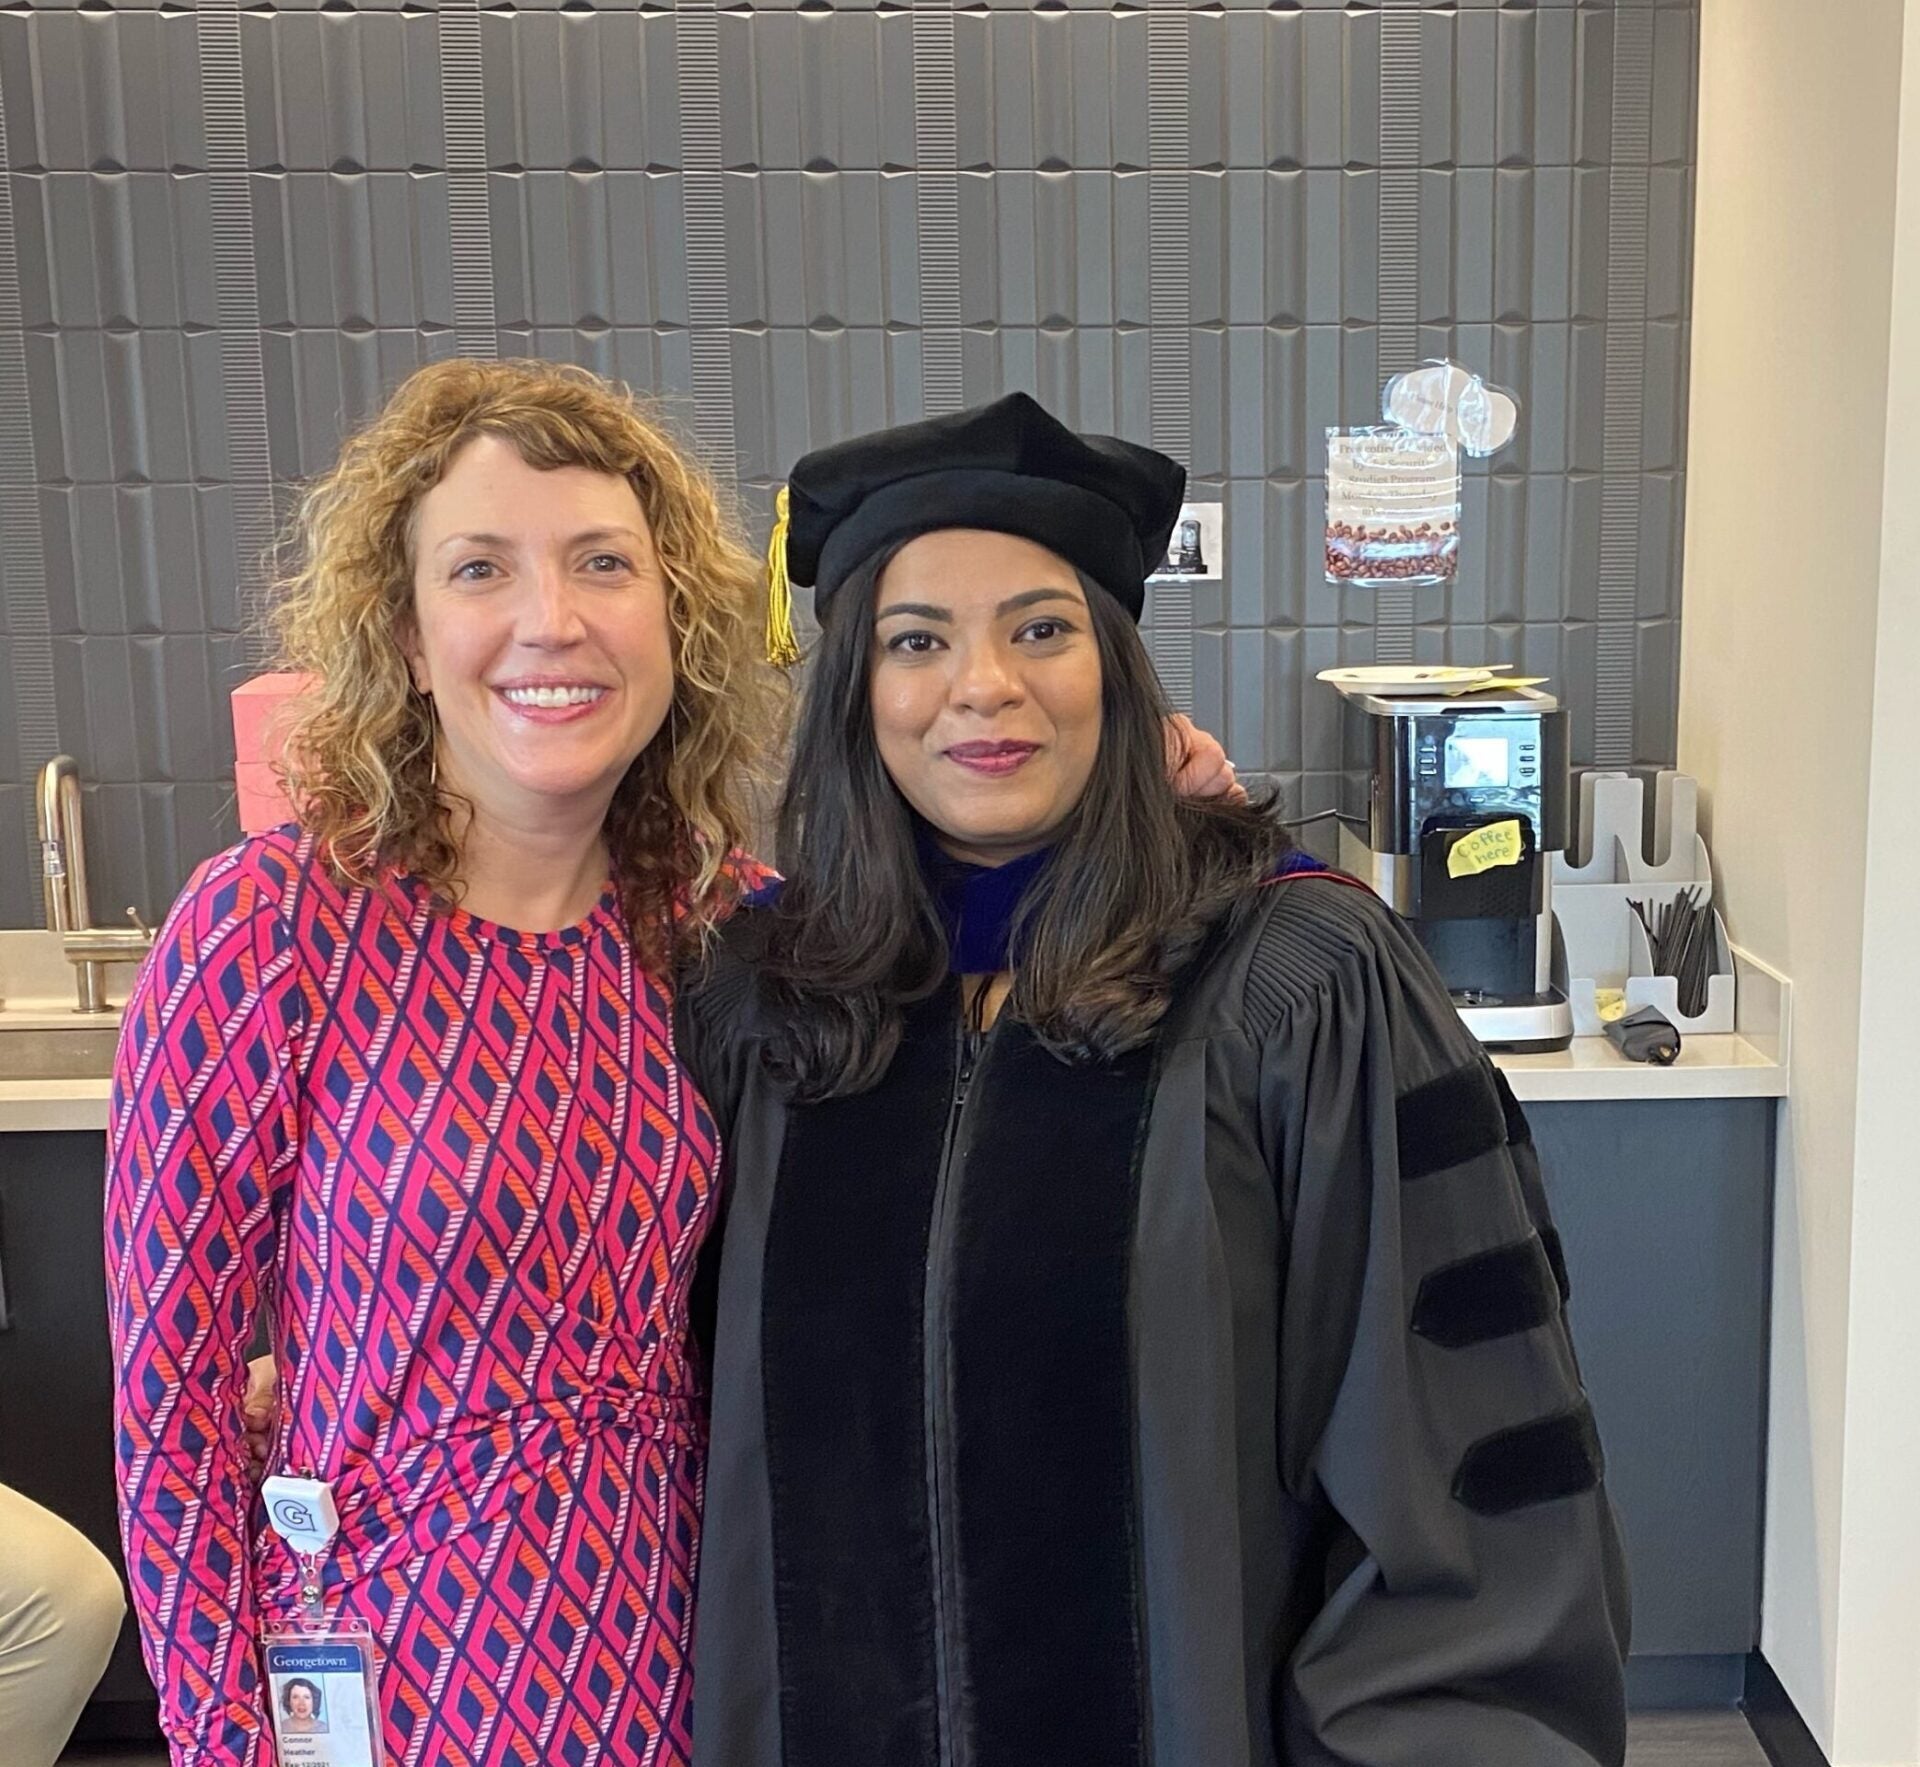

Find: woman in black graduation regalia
<box><xmin>679</xmin><ymin>392</ymin><xmax>1631</xmax><ymax>1767</ymax></box>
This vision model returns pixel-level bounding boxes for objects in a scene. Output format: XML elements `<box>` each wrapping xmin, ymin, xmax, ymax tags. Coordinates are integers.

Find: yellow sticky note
<box><xmin>1447</xmin><ymin>819</ymin><xmax>1526</xmax><ymax>879</ymax></box>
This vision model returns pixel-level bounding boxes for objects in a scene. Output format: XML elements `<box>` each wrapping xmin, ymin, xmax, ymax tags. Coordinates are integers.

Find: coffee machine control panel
<box><xmin>1414</xmin><ymin>719</ymin><xmax>1544</xmax><ymax>801</ymax></box>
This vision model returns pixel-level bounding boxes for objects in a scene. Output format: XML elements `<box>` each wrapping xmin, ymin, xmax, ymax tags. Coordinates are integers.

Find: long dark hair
<box><xmin>763</xmin><ymin>545</ymin><xmax>1295</xmax><ymax>1099</ymax></box>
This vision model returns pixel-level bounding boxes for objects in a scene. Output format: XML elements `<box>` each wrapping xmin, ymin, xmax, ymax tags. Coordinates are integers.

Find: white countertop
<box><xmin>1497</xmin><ymin>946</ymin><xmax>1789</xmax><ymax>1102</ymax></box>
<box><xmin>0</xmin><ymin>930</ymin><xmax>132</xmax><ymax>1133</ymax></box>
<box><xmin>1495</xmin><ymin>1032</ymin><xmax>1786</xmax><ymax>1102</ymax></box>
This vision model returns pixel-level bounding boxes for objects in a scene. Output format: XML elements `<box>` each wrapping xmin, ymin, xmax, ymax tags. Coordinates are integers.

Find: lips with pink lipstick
<box><xmin>494</xmin><ymin>677</ymin><xmax>613</xmax><ymax>725</ymax></box>
<box><xmin>945</xmin><ymin>739</ymin><xmax>1041</xmax><ymax>777</ymax></box>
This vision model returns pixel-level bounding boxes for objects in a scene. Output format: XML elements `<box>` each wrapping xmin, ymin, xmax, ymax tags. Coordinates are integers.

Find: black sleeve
<box><xmin>1255</xmin><ymin>881</ymin><xmax>1631</xmax><ymax>1766</ymax></box>
<box><xmin>673</xmin><ymin>914</ymin><xmax>770</xmax><ymax>1372</ymax></box>
<box><xmin>673</xmin><ymin>915</ymin><xmax>770</xmax><ymax>1143</ymax></box>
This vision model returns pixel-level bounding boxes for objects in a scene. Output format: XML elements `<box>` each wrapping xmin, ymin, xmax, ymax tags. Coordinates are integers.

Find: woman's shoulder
<box><xmin>133</xmin><ymin>830</ymin><xmax>325</xmax><ymax>1040</ymax></box>
<box><xmin>686</xmin><ymin>896</ymin><xmax>780</xmax><ymax>1011</ymax></box>
<box><xmin>164</xmin><ymin>824</ymin><xmax>319</xmax><ymax>938</ymax></box>
<box><xmin>1201</xmin><ymin>865</ymin><xmax>1419</xmax><ymax>1039</ymax></box>
<box><xmin>674</xmin><ymin>898</ymin><xmax>783</xmax><ymax>1114</ymax></box>
<box><xmin>157</xmin><ymin>826</ymin><xmax>412</xmax><ymax>989</ymax></box>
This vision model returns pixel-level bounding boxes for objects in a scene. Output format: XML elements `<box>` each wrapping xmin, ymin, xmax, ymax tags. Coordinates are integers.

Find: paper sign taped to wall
<box><xmin>1447</xmin><ymin>820</ymin><xmax>1525</xmax><ymax>879</ymax></box>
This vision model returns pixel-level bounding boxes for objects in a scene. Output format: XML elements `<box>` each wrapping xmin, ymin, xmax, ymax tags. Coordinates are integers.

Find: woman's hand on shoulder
<box><xmin>1165</xmin><ymin>713</ymin><xmax>1247</xmax><ymax>803</ymax></box>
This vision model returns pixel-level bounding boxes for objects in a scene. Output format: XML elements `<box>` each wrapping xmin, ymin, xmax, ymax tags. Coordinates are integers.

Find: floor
<box><xmin>1631</xmin><ymin>1712</ymin><xmax>1774</xmax><ymax>1766</ymax></box>
<box><xmin>61</xmin><ymin>1712</ymin><xmax>1776</xmax><ymax>1766</ymax></box>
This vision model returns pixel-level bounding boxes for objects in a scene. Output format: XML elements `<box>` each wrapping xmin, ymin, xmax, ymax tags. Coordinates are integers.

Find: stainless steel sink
<box><xmin>0</xmin><ymin>1025</ymin><xmax>122</xmax><ymax>1081</ymax></box>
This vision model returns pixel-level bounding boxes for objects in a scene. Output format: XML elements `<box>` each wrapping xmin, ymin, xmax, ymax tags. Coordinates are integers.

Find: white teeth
<box><xmin>502</xmin><ymin>685</ymin><xmax>606</xmax><ymax>709</ymax></box>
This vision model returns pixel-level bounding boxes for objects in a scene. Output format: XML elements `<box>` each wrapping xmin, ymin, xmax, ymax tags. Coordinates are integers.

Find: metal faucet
<box><xmin>35</xmin><ymin>755</ymin><xmax>155</xmax><ymax>1013</ymax></box>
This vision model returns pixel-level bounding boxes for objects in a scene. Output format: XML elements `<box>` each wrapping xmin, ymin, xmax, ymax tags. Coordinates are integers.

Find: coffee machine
<box><xmin>1337</xmin><ymin>686</ymin><xmax>1574</xmax><ymax>1052</ymax></box>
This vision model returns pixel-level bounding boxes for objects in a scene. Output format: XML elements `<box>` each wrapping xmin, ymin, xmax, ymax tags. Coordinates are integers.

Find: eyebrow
<box><xmin>874</xmin><ymin>586</ymin><xmax>1082</xmax><ymax>622</ymax></box>
<box><xmin>434</xmin><ymin>527</ymin><xmax>649</xmax><ymax>555</ymax></box>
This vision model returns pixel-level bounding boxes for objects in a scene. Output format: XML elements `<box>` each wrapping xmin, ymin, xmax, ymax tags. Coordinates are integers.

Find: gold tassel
<box><xmin>765</xmin><ymin>485</ymin><xmax>802</xmax><ymax>667</ymax></box>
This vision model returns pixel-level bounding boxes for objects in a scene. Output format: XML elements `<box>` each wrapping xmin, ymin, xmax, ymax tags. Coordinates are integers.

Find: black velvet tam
<box><xmin>784</xmin><ymin>391</ymin><xmax>1187</xmax><ymax>621</ymax></box>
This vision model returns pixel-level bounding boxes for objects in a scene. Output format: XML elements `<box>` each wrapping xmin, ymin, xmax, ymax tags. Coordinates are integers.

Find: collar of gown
<box><xmin>916</xmin><ymin>826</ymin><xmax>1333</xmax><ymax>976</ymax></box>
<box><xmin>916</xmin><ymin>829</ymin><xmax>1054</xmax><ymax>976</ymax></box>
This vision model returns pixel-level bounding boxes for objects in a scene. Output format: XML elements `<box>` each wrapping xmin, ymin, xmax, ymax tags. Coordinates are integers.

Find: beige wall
<box><xmin>1679</xmin><ymin>3</ymin><xmax>1920</xmax><ymax>1761</ymax></box>
<box><xmin>1833</xmin><ymin>4</ymin><xmax>1920</xmax><ymax>1756</ymax></box>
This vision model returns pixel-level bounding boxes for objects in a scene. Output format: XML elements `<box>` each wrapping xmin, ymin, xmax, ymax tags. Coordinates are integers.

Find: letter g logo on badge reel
<box><xmin>261</xmin><ymin>1475</ymin><xmax>341</xmax><ymax>1556</ymax></box>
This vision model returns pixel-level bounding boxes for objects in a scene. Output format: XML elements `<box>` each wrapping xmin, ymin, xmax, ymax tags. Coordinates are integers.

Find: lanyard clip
<box><xmin>297</xmin><ymin>1551</ymin><xmax>325</xmax><ymax>1620</ymax></box>
<box><xmin>262</xmin><ymin>1474</ymin><xmax>340</xmax><ymax>1556</ymax></box>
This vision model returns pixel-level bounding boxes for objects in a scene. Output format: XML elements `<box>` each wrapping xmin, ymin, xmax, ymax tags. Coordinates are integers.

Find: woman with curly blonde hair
<box><xmin>106</xmin><ymin>358</ymin><xmax>778</xmax><ymax>1767</ymax></box>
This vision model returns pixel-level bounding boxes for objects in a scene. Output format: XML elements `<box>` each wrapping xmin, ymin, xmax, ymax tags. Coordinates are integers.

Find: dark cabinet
<box><xmin>1534</xmin><ymin>1096</ymin><xmax>1775</xmax><ymax>1707</ymax></box>
<box><xmin>0</xmin><ymin>1129</ymin><xmax>158</xmax><ymax>1738</ymax></box>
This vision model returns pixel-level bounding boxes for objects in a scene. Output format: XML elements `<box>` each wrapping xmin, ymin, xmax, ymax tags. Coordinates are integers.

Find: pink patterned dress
<box><xmin>107</xmin><ymin>827</ymin><xmax>720</xmax><ymax>1767</ymax></box>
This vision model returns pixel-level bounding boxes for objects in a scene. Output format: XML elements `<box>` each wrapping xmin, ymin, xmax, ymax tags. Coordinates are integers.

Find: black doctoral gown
<box><xmin>676</xmin><ymin>874</ymin><xmax>1631</xmax><ymax>1767</ymax></box>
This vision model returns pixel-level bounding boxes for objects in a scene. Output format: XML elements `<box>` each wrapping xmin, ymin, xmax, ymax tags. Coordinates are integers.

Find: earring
<box><xmin>417</xmin><ymin>688</ymin><xmax>439</xmax><ymax>794</ymax></box>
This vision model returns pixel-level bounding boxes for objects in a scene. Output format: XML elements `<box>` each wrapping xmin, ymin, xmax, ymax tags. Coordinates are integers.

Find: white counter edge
<box><xmin>0</xmin><ymin>1080</ymin><xmax>112</xmax><ymax>1133</ymax></box>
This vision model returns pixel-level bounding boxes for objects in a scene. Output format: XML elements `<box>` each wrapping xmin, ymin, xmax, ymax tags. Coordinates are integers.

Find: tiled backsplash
<box><xmin>0</xmin><ymin>0</ymin><xmax>1697</xmax><ymax>927</ymax></box>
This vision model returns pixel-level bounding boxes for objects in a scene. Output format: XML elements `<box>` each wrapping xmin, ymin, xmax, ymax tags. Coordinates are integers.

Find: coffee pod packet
<box><xmin>1326</xmin><ymin>358</ymin><xmax>1521</xmax><ymax>587</ymax></box>
<box><xmin>1325</xmin><ymin>428</ymin><xmax>1462</xmax><ymax>586</ymax></box>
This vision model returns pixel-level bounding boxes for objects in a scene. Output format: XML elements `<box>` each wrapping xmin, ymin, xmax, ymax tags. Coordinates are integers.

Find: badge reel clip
<box><xmin>260</xmin><ymin>1474</ymin><xmax>387</xmax><ymax>1766</ymax></box>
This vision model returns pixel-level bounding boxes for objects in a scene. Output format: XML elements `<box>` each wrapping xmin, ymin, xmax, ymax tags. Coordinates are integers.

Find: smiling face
<box><xmin>287</xmin><ymin>1685</ymin><xmax>316</xmax><ymax>1720</ymax></box>
<box><xmin>405</xmin><ymin>434</ymin><xmax>674</xmax><ymax>830</ymax></box>
<box><xmin>868</xmin><ymin>528</ymin><xmax>1103</xmax><ymax>866</ymax></box>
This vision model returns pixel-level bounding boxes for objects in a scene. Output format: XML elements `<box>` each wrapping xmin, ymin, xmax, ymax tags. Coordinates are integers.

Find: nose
<box><xmin>948</xmin><ymin>635</ymin><xmax>1023</xmax><ymax>716</ymax></box>
<box><xmin>518</xmin><ymin>558</ymin><xmax>590</xmax><ymax>648</ymax></box>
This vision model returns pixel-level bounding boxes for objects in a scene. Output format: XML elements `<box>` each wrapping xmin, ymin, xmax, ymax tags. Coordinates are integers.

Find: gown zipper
<box><xmin>925</xmin><ymin>1009</ymin><xmax>984</xmax><ymax>1767</ymax></box>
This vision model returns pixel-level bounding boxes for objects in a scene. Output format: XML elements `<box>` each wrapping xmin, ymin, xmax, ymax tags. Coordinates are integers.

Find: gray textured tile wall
<box><xmin>0</xmin><ymin>0</ymin><xmax>1696</xmax><ymax>929</ymax></box>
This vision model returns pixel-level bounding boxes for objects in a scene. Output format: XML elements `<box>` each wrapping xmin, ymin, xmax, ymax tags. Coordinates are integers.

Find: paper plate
<box><xmin>1316</xmin><ymin>665</ymin><xmax>1499</xmax><ymax>696</ymax></box>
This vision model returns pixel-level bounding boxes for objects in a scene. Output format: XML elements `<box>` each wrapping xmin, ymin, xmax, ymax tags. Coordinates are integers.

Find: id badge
<box><xmin>261</xmin><ymin>1617</ymin><xmax>387</xmax><ymax>1767</ymax></box>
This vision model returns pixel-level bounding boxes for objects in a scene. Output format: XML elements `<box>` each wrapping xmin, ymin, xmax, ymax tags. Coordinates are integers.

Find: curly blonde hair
<box><xmin>272</xmin><ymin>357</ymin><xmax>783</xmax><ymax>968</ymax></box>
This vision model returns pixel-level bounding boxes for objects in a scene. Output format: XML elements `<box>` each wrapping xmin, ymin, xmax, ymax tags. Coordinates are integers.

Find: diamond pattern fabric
<box><xmin>107</xmin><ymin>827</ymin><xmax>722</xmax><ymax>1766</ymax></box>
